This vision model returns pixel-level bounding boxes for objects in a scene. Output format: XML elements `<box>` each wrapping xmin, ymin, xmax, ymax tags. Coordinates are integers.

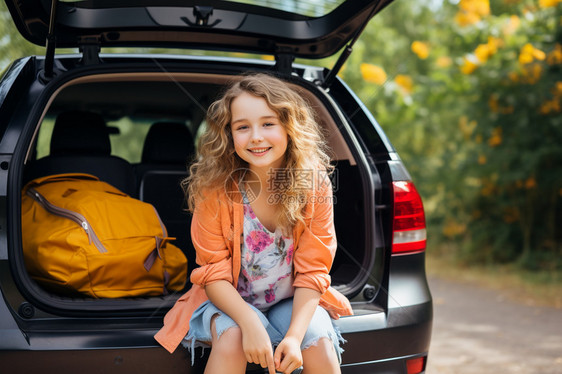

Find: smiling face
<box><xmin>230</xmin><ymin>92</ymin><xmax>288</xmax><ymax>176</ymax></box>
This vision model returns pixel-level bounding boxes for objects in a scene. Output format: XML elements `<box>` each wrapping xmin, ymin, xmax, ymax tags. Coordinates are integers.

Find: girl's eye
<box><xmin>235</xmin><ymin>125</ymin><xmax>248</xmax><ymax>131</ymax></box>
<box><xmin>263</xmin><ymin>122</ymin><xmax>275</xmax><ymax>127</ymax></box>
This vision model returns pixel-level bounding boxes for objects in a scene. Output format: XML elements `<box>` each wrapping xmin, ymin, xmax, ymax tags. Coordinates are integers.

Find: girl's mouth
<box><xmin>248</xmin><ymin>147</ymin><xmax>271</xmax><ymax>155</ymax></box>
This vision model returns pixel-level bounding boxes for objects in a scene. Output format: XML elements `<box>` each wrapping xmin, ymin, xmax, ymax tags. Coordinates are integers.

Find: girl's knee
<box><xmin>209</xmin><ymin>315</ymin><xmax>244</xmax><ymax>358</ymax></box>
<box><xmin>211</xmin><ymin>326</ymin><xmax>246</xmax><ymax>358</ymax></box>
<box><xmin>206</xmin><ymin>326</ymin><xmax>247</xmax><ymax>373</ymax></box>
<box><xmin>302</xmin><ymin>338</ymin><xmax>340</xmax><ymax>373</ymax></box>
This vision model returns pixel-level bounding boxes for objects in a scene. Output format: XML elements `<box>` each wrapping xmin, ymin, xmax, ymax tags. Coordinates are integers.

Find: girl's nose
<box><xmin>250</xmin><ymin>128</ymin><xmax>264</xmax><ymax>143</ymax></box>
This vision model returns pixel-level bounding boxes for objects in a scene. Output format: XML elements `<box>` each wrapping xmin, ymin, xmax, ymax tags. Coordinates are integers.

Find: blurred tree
<box><xmin>0</xmin><ymin>4</ymin><xmax>44</xmax><ymax>70</ymax></box>
<box><xmin>341</xmin><ymin>0</ymin><xmax>562</xmax><ymax>270</ymax></box>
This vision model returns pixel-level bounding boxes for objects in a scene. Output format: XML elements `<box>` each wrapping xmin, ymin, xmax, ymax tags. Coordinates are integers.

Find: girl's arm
<box><xmin>205</xmin><ymin>280</ymin><xmax>277</xmax><ymax>374</ymax></box>
<box><xmin>274</xmin><ymin>287</ymin><xmax>322</xmax><ymax>373</ymax></box>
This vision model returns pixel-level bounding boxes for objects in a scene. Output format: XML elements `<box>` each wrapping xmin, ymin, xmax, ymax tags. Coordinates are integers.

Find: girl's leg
<box><xmin>301</xmin><ymin>337</ymin><xmax>340</xmax><ymax>374</ymax></box>
<box><xmin>204</xmin><ymin>314</ymin><xmax>247</xmax><ymax>374</ymax></box>
<box><xmin>267</xmin><ymin>299</ymin><xmax>343</xmax><ymax>374</ymax></box>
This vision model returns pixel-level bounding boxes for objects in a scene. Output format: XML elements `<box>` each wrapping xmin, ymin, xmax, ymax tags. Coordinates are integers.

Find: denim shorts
<box><xmin>182</xmin><ymin>297</ymin><xmax>345</xmax><ymax>365</ymax></box>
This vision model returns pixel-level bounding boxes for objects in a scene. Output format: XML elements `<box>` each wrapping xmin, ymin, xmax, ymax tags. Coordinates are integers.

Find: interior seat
<box><xmin>25</xmin><ymin>110</ymin><xmax>137</xmax><ymax>196</ymax></box>
<box><xmin>135</xmin><ymin>121</ymin><xmax>195</xmax><ymax>264</ymax></box>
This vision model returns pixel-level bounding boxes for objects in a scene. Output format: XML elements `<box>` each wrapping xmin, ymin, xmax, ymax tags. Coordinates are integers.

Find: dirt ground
<box><xmin>426</xmin><ymin>276</ymin><xmax>562</xmax><ymax>374</ymax></box>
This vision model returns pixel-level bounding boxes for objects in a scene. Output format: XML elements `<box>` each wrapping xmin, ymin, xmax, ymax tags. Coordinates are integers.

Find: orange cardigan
<box><xmin>154</xmin><ymin>180</ymin><xmax>353</xmax><ymax>353</ymax></box>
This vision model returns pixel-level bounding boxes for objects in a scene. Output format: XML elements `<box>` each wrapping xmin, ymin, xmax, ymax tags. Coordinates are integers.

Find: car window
<box><xmin>106</xmin><ymin>118</ymin><xmax>151</xmax><ymax>163</ymax></box>
<box><xmin>36</xmin><ymin>116</ymin><xmax>152</xmax><ymax>163</ymax></box>
<box><xmin>224</xmin><ymin>0</ymin><xmax>344</xmax><ymax>17</ymax></box>
<box><xmin>60</xmin><ymin>0</ymin><xmax>345</xmax><ymax>18</ymax></box>
<box><xmin>35</xmin><ymin>118</ymin><xmax>55</xmax><ymax>160</ymax></box>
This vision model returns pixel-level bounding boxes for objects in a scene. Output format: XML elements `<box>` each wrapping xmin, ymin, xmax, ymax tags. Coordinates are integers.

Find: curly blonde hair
<box><xmin>185</xmin><ymin>73</ymin><xmax>332</xmax><ymax>231</ymax></box>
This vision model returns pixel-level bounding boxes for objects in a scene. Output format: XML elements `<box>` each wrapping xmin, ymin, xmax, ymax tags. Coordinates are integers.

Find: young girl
<box><xmin>155</xmin><ymin>73</ymin><xmax>353</xmax><ymax>374</ymax></box>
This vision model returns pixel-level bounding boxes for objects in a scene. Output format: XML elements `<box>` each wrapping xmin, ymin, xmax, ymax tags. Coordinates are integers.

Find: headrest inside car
<box><xmin>141</xmin><ymin>122</ymin><xmax>194</xmax><ymax>164</ymax></box>
<box><xmin>50</xmin><ymin>110</ymin><xmax>111</xmax><ymax>156</ymax></box>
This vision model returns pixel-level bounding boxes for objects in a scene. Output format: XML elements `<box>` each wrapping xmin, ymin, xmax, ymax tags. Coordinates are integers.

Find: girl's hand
<box><xmin>327</xmin><ymin>309</ymin><xmax>340</xmax><ymax>319</ymax></box>
<box><xmin>273</xmin><ymin>336</ymin><xmax>303</xmax><ymax>374</ymax></box>
<box><xmin>240</xmin><ymin>322</ymin><xmax>276</xmax><ymax>374</ymax></box>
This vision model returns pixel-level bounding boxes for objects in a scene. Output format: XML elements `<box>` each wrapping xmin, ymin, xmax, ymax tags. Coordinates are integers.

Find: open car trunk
<box><xmin>16</xmin><ymin>63</ymin><xmax>380</xmax><ymax>315</ymax></box>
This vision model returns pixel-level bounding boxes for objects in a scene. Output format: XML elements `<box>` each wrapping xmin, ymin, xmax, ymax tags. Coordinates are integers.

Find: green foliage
<box><xmin>338</xmin><ymin>0</ymin><xmax>562</xmax><ymax>270</ymax></box>
<box><xmin>0</xmin><ymin>5</ymin><xmax>44</xmax><ymax>69</ymax></box>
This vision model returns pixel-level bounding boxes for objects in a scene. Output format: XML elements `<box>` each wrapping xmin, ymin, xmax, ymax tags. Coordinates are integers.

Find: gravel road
<box><xmin>426</xmin><ymin>276</ymin><xmax>562</xmax><ymax>374</ymax></box>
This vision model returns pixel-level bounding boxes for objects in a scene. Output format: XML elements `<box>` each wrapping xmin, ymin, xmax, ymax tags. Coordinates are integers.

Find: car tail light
<box><xmin>392</xmin><ymin>181</ymin><xmax>426</xmax><ymax>255</ymax></box>
<box><xmin>406</xmin><ymin>356</ymin><xmax>426</xmax><ymax>374</ymax></box>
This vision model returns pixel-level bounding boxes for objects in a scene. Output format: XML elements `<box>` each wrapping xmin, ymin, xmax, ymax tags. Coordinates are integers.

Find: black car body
<box><xmin>0</xmin><ymin>0</ymin><xmax>432</xmax><ymax>373</ymax></box>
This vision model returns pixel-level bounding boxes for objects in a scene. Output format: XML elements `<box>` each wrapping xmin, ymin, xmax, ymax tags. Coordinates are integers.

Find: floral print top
<box><xmin>236</xmin><ymin>195</ymin><xmax>295</xmax><ymax>312</ymax></box>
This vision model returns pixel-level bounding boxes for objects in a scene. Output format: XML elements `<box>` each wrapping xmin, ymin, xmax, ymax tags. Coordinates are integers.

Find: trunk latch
<box><xmin>275</xmin><ymin>52</ymin><xmax>295</xmax><ymax>76</ymax></box>
<box><xmin>79</xmin><ymin>36</ymin><xmax>102</xmax><ymax>66</ymax></box>
<box><xmin>181</xmin><ymin>6</ymin><xmax>220</xmax><ymax>27</ymax></box>
<box><xmin>194</xmin><ymin>6</ymin><xmax>214</xmax><ymax>26</ymax></box>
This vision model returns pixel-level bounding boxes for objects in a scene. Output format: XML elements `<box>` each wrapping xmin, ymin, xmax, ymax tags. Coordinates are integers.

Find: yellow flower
<box><xmin>360</xmin><ymin>63</ymin><xmax>387</xmax><ymax>85</ymax></box>
<box><xmin>394</xmin><ymin>74</ymin><xmax>414</xmax><ymax>94</ymax></box>
<box><xmin>459</xmin><ymin>0</ymin><xmax>490</xmax><ymax>16</ymax></box>
<box><xmin>519</xmin><ymin>52</ymin><xmax>533</xmax><ymax>65</ymax></box>
<box><xmin>488</xmin><ymin>127</ymin><xmax>502</xmax><ymax>147</ymax></box>
<box><xmin>461</xmin><ymin>55</ymin><xmax>479</xmax><ymax>74</ymax></box>
<box><xmin>475</xmin><ymin>44</ymin><xmax>492</xmax><ymax>63</ymax></box>
<box><xmin>436</xmin><ymin>56</ymin><xmax>453</xmax><ymax>68</ymax></box>
<box><xmin>533</xmin><ymin>48</ymin><xmax>546</xmax><ymax>61</ymax></box>
<box><xmin>455</xmin><ymin>11</ymin><xmax>481</xmax><ymax>26</ymax></box>
<box><xmin>487</xmin><ymin>36</ymin><xmax>503</xmax><ymax>54</ymax></box>
<box><xmin>540</xmin><ymin>98</ymin><xmax>561</xmax><ymax>114</ymax></box>
<box><xmin>411</xmin><ymin>41</ymin><xmax>430</xmax><ymax>59</ymax></box>
<box><xmin>475</xmin><ymin>134</ymin><xmax>483</xmax><ymax>143</ymax></box>
<box><xmin>539</xmin><ymin>0</ymin><xmax>561</xmax><ymax>8</ymax></box>
<box><xmin>478</xmin><ymin>154</ymin><xmax>487</xmax><ymax>164</ymax></box>
<box><xmin>519</xmin><ymin>43</ymin><xmax>546</xmax><ymax>65</ymax></box>
<box><xmin>473</xmin><ymin>37</ymin><xmax>503</xmax><ymax>65</ymax></box>
<box><xmin>456</xmin><ymin>0</ymin><xmax>490</xmax><ymax>26</ymax></box>
<box><xmin>519</xmin><ymin>44</ymin><xmax>534</xmax><ymax>64</ymax></box>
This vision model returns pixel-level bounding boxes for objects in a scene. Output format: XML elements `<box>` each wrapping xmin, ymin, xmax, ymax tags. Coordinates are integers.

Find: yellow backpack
<box><xmin>21</xmin><ymin>173</ymin><xmax>187</xmax><ymax>298</ymax></box>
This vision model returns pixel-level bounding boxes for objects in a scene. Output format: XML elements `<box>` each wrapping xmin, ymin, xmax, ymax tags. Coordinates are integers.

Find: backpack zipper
<box><xmin>27</xmin><ymin>187</ymin><xmax>108</xmax><ymax>254</ymax></box>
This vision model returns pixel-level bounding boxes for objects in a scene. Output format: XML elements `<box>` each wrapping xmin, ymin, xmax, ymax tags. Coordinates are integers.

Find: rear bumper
<box><xmin>0</xmin><ymin>251</ymin><xmax>432</xmax><ymax>373</ymax></box>
<box><xmin>342</xmin><ymin>354</ymin><xmax>427</xmax><ymax>374</ymax></box>
<box><xmin>0</xmin><ymin>303</ymin><xmax>431</xmax><ymax>374</ymax></box>
<box><xmin>338</xmin><ymin>301</ymin><xmax>432</xmax><ymax>366</ymax></box>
